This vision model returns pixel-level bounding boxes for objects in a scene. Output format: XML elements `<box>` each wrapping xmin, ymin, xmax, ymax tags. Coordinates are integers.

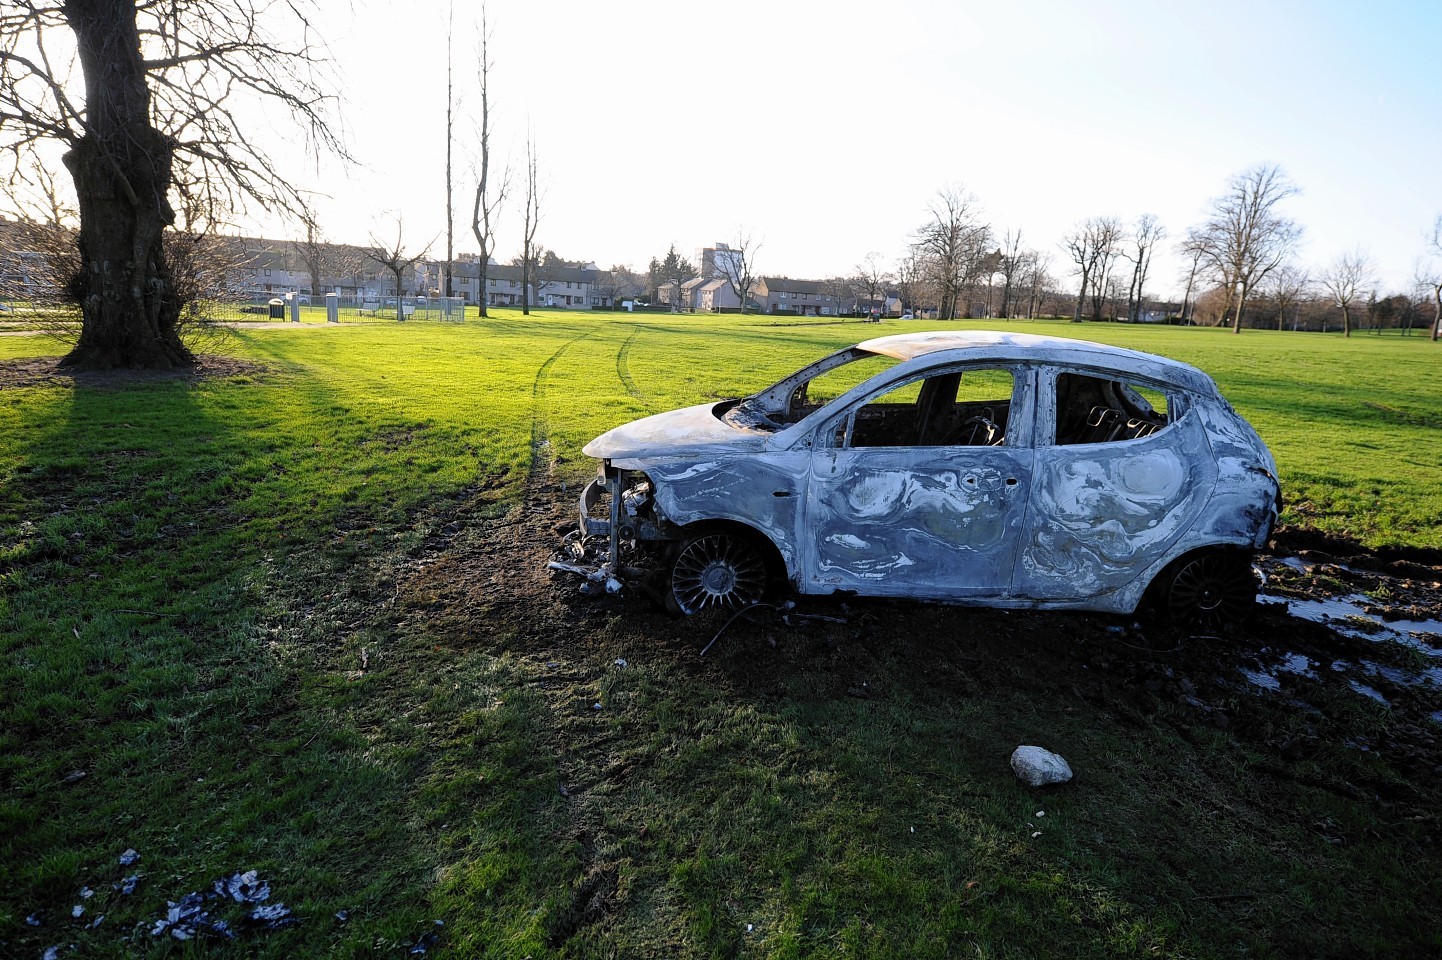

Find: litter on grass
<box><xmin>148</xmin><ymin>870</ymin><xmax>298</xmax><ymax>942</ymax></box>
<box><xmin>409</xmin><ymin>919</ymin><xmax>445</xmax><ymax>954</ymax></box>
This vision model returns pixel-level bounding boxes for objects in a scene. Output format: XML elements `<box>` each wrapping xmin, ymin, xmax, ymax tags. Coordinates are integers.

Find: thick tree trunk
<box><xmin>60</xmin><ymin>0</ymin><xmax>190</xmax><ymax>370</ymax></box>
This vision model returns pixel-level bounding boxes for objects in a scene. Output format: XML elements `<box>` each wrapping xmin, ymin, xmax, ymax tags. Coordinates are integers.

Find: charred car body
<box><xmin>579</xmin><ymin>331</ymin><xmax>1279</xmax><ymax>628</ymax></box>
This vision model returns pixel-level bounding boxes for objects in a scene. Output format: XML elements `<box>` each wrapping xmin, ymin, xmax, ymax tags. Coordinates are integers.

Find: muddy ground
<box><xmin>402</xmin><ymin>480</ymin><xmax>1442</xmax><ymax>819</ymax></box>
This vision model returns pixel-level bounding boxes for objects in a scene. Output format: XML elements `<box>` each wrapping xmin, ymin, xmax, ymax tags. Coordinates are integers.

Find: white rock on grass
<box><xmin>1010</xmin><ymin>746</ymin><xmax>1073</xmax><ymax>787</ymax></box>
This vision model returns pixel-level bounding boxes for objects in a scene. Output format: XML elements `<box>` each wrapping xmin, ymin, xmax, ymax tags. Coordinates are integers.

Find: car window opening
<box><xmin>846</xmin><ymin>368</ymin><xmax>1016</xmax><ymax>449</ymax></box>
<box><xmin>782</xmin><ymin>353</ymin><xmax>901</xmax><ymax>423</ymax></box>
<box><xmin>1055</xmin><ymin>372</ymin><xmax>1169</xmax><ymax>445</ymax></box>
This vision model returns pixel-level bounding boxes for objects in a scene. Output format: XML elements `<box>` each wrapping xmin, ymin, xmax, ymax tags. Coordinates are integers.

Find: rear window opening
<box><xmin>1055</xmin><ymin>372</ymin><xmax>1172</xmax><ymax>445</ymax></box>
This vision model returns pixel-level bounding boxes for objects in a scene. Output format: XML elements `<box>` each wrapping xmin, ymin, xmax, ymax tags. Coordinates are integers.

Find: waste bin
<box><xmin>268</xmin><ymin>298</ymin><xmax>285</xmax><ymax>320</ymax></box>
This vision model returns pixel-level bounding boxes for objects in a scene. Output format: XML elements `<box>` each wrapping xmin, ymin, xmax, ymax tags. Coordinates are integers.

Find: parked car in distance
<box><xmin>580</xmin><ymin>331</ymin><xmax>1280</xmax><ymax>628</ymax></box>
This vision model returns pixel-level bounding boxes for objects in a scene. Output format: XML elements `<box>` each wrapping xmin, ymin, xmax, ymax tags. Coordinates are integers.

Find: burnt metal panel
<box><xmin>645</xmin><ymin>453</ymin><xmax>810</xmax><ymax>576</ymax></box>
<box><xmin>803</xmin><ymin>445</ymin><xmax>1034</xmax><ymax>598</ymax></box>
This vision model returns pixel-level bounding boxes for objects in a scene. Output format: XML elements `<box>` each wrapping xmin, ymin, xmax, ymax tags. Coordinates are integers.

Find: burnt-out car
<box><xmin>579</xmin><ymin>331</ymin><xmax>1279</xmax><ymax>628</ymax></box>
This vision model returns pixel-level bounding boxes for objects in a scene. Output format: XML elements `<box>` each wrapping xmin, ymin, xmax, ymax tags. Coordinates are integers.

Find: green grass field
<box><xmin>2</xmin><ymin>313</ymin><xmax>1440</xmax><ymax>958</ymax></box>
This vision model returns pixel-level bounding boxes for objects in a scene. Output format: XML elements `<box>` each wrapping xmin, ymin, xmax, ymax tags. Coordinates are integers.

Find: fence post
<box><xmin>326</xmin><ymin>292</ymin><xmax>339</xmax><ymax>324</ymax></box>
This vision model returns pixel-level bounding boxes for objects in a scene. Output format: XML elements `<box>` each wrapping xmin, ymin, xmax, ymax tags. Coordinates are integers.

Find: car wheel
<box><xmin>668</xmin><ymin>532</ymin><xmax>770</xmax><ymax>615</ymax></box>
<box><xmin>1160</xmin><ymin>551</ymin><xmax>1257</xmax><ymax>630</ymax></box>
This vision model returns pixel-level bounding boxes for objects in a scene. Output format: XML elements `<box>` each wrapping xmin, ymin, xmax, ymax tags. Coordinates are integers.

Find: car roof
<box><xmin>855</xmin><ymin>330</ymin><xmax>1219</xmax><ymax>397</ymax></box>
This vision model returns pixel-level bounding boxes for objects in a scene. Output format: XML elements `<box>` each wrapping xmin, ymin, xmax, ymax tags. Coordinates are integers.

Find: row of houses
<box><xmin>1</xmin><ymin>222</ymin><xmax>901</xmax><ymax>316</ymax></box>
<box><xmin>225</xmin><ymin>239</ymin><xmax>638</xmax><ymax>309</ymax></box>
<box><xmin>226</xmin><ymin>237</ymin><xmax>890</xmax><ymax>315</ymax></box>
<box><xmin>655</xmin><ymin>274</ymin><xmax>905</xmax><ymax>317</ymax></box>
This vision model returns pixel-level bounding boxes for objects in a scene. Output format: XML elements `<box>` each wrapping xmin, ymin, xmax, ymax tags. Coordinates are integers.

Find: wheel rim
<box><xmin>1167</xmin><ymin>554</ymin><xmax>1256</xmax><ymax>630</ymax></box>
<box><xmin>671</xmin><ymin>534</ymin><xmax>768</xmax><ymax>614</ymax></box>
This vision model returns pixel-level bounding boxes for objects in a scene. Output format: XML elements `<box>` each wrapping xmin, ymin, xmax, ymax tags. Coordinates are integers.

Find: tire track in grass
<box><xmin>530</xmin><ymin>323</ymin><xmax>604</xmax><ymax>485</ymax></box>
<box><xmin>614</xmin><ymin>324</ymin><xmax>653</xmax><ymax>413</ymax></box>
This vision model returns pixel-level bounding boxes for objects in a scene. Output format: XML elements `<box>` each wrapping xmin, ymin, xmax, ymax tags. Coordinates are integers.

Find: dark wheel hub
<box><xmin>670</xmin><ymin>534</ymin><xmax>768</xmax><ymax>614</ymax></box>
<box><xmin>1166</xmin><ymin>552</ymin><xmax>1257</xmax><ymax>630</ymax></box>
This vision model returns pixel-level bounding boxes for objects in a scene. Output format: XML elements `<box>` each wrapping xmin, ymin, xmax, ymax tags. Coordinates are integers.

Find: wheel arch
<box><xmin>1142</xmin><ymin>544</ymin><xmax>1259</xmax><ymax>627</ymax></box>
<box><xmin>670</xmin><ymin>518</ymin><xmax>790</xmax><ymax>585</ymax></box>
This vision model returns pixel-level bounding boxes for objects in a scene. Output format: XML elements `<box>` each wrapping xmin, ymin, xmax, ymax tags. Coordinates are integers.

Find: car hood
<box><xmin>582</xmin><ymin>402</ymin><xmax>773</xmax><ymax>462</ymax></box>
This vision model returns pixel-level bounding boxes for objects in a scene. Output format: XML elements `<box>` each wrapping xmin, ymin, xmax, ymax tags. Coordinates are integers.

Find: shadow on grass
<box><xmin>0</xmin><ymin>366</ymin><xmax>451</xmax><ymax>956</ymax></box>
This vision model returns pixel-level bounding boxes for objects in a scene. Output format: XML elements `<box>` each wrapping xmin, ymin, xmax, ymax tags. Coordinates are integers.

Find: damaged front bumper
<box><xmin>579</xmin><ymin>472</ymin><xmax>617</xmax><ymax>542</ymax></box>
<box><xmin>568</xmin><ymin>465</ymin><xmax>671</xmax><ymax>591</ymax></box>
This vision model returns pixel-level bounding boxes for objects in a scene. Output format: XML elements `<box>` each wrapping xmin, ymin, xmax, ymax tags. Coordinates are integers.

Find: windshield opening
<box><xmin>722</xmin><ymin>348</ymin><xmax>906</xmax><ymax>431</ymax></box>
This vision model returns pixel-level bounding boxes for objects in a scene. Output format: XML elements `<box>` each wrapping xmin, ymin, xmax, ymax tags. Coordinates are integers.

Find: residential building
<box><xmin>751</xmin><ymin>277</ymin><xmax>844</xmax><ymax>316</ymax></box>
<box><xmin>697</xmin><ymin>242</ymin><xmax>744</xmax><ymax>280</ymax></box>
<box><xmin>696</xmin><ymin>278</ymin><xmax>741</xmax><ymax>312</ymax></box>
<box><xmin>451</xmin><ymin>258</ymin><xmax>596</xmax><ymax>308</ymax></box>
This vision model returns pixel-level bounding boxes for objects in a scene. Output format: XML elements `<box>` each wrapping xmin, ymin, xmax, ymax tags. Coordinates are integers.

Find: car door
<box><xmin>1016</xmin><ymin>367</ymin><xmax>1217</xmax><ymax>600</ymax></box>
<box><xmin>801</xmin><ymin>365</ymin><xmax>1034</xmax><ymax>599</ymax></box>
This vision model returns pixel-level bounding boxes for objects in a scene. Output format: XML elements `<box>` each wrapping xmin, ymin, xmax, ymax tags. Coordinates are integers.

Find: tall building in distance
<box><xmin>697</xmin><ymin>242</ymin><xmax>744</xmax><ymax>280</ymax></box>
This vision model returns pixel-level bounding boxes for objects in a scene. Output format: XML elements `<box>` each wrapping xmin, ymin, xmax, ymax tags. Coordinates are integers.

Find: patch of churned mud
<box><xmin>394</xmin><ymin>486</ymin><xmax>1442</xmax><ymax>805</ymax></box>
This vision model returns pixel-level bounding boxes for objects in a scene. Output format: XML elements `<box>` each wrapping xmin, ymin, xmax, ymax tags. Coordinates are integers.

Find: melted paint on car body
<box><xmin>580</xmin><ymin>331</ymin><xmax>1279</xmax><ymax>616</ymax></box>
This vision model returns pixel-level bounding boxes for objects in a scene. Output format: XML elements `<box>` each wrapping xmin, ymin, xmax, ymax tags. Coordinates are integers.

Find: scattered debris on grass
<box><xmin>408</xmin><ymin>919</ymin><xmax>445</xmax><ymax>954</ymax></box>
<box><xmin>150</xmin><ymin>870</ymin><xmax>298</xmax><ymax>941</ymax></box>
<box><xmin>20</xmin><ymin>849</ymin><xmax>302</xmax><ymax>948</ymax></box>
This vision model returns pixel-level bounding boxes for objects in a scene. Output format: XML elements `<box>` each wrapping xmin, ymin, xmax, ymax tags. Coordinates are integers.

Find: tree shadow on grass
<box><xmin>0</xmin><ymin>359</ymin><xmax>448</xmax><ymax>956</ymax></box>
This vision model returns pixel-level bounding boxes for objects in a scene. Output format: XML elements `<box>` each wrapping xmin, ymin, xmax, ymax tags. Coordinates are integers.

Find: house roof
<box><xmin>759</xmin><ymin>276</ymin><xmax>834</xmax><ymax>296</ymax></box>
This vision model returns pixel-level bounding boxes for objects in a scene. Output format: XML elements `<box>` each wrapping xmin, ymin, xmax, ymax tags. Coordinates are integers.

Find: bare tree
<box><xmin>517</xmin><ymin>247</ymin><xmax>563</xmax><ymax>306</ymax></box>
<box><xmin>1177</xmin><ymin>231</ymin><xmax>1208</xmax><ymax>325</ymax></box>
<box><xmin>1061</xmin><ymin>216</ymin><xmax>1122</xmax><ymax>322</ymax></box>
<box><xmin>520</xmin><ymin>131</ymin><xmax>542</xmax><ymax>315</ymax></box>
<box><xmin>591</xmin><ymin>263</ymin><xmax>644</xmax><ymax>308</ymax></box>
<box><xmin>1192</xmin><ymin>164</ymin><xmax>1302</xmax><ymax>333</ymax></box>
<box><xmin>1424</xmin><ymin>215</ymin><xmax>1442</xmax><ymax>342</ymax></box>
<box><xmin>1320</xmin><ymin>249</ymin><xmax>1374</xmax><ymax>338</ymax></box>
<box><xmin>715</xmin><ymin>231</ymin><xmax>760</xmax><ymax>313</ymax></box>
<box><xmin>442</xmin><ymin>1</ymin><xmax>455</xmax><ymax>300</ymax></box>
<box><xmin>853</xmin><ymin>251</ymin><xmax>890</xmax><ymax>316</ymax></box>
<box><xmin>366</xmin><ymin>220</ymin><xmax>433</xmax><ymax>319</ymax></box>
<box><xmin>1124</xmin><ymin>214</ymin><xmax>1166</xmax><ymax>322</ymax></box>
<box><xmin>0</xmin><ymin>166</ymin><xmax>80</xmax><ymax>313</ymax></box>
<box><xmin>291</xmin><ymin>214</ymin><xmax>330</xmax><ymax>298</ymax></box>
<box><xmin>468</xmin><ymin>3</ymin><xmax>509</xmax><ymax>318</ymax></box>
<box><xmin>1</xmin><ymin>0</ymin><xmax>344</xmax><ymax>369</ymax></box>
<box><xmin>1264</xmin><ymin>264</ymin><xmax>1310</xmax><ymax>332</ymax></box>
<box><xmin>915</xmin><ymin>186</ymin><xmax>991</xmax><ymax>321</ymax></box>
<box><xmin>892</xmin><ymin>251</ymin><xmax>924</xmax><ymax>317</ymax></box>
<box><xmin>994</xmin><ymin>229</ymin><xmax>1025</xmax><ymax>319</ymax></box>
<box><xmin>1021</xmin><ymin>250</ymin><xmax>1053</xmax><ymax>319</ymax></box>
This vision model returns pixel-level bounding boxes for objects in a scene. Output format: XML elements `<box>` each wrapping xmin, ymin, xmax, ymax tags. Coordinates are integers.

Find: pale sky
<box><xmin>264</xmin><ymin>0</ymin><xmax>1442</xmax><ymax>297</ymax></box>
